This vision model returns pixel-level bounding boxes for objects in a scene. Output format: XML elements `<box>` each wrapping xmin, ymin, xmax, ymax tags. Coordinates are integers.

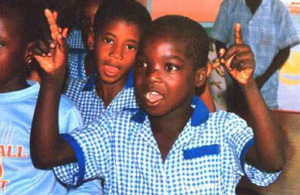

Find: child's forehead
<box><xmin>0</xmin><ymin>16</ymin><xmax>18</xmax><ymax>35</ymax></box>
<box><xmin>144</xmin><ymin>34</ymin><xmax>187</xmax><ymax>53</ymax></box>
<box><xmin>101</xmin><ymin>19</ymin><xmax>141</xmax><ymax>33</ymax></box>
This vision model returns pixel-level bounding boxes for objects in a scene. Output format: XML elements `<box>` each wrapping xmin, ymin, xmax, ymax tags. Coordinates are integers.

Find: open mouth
<box><xmin>145</xmin><ymin>91</ymin><xmax>163</xmax><ymax>105</ymax></box>
<box><xmin>103</xmin><ymin>64</ymin><xmax>120</xmax><ymax>77</ymax></box>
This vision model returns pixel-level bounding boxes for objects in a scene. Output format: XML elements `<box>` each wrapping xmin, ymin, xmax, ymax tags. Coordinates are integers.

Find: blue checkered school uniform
<box><xmin>67</xmin><ymin>29</ymin><xmax>88</xmax><ymax>80</ymax></box>
<box><xmin>65</xmin><ymin>71</ymin><xmax>137</xmax><ymax>125</ymax></box>
<box><xmin>210</xmin><ymin>0</ymin><xmax>300</xmax><ymax>109</ymax></box>
<box><xmin>54</xmin><ymin>96</ymin><xmax>279</xmax><ymax>194</ymax></box>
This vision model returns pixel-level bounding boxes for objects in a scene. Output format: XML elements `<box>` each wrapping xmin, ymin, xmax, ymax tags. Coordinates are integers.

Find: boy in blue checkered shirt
<box><xmin>67</xmin><ymin>0</ymin><xmax>103</xmax><ymax>80</ymax></box>
<box><xmin>64</xmin><ymin>0</ymin><xmax>152</xmax><ymax>125</ymax></box>
<box><xmin>31</xmin><ymin>13</ymin><xmax>284</xmax><ymax>194</ymax></box>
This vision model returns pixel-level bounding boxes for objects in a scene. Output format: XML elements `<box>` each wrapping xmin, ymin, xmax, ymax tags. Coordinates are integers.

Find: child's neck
<box><xmin>95</xmin><ymin>76</ymin><xmax>127</xmax><ymax>107</ymax></box>
<box><xmin>149</xmin><ymin>106</ymin><xmax>193</xmax><ymax>161</ymax></box>
<box><xmin>0</xmin><ymin>77</ymin><xmax>29</xmax><ymax>93</ymax></box>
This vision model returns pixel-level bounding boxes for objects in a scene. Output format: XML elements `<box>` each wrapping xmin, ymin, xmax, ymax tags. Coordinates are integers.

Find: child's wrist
<box><xmin>41</xmin><ymin>70</ymin><xmax>65</xmax><ymax>87</ymax></box>
<box><xmin>239</xmin><ymin>78</ymin><xmax>257</xmax><ymax>91</ymax></box>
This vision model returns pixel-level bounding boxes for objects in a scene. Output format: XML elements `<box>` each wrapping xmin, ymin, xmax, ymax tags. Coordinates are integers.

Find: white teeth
<box><xmin>150</xmin><ymin>91</ymin><xmax>159</xmax><ymax>95</ymax></box>
<box><xmin>146</xmin><ymin>91</ymin><xmax>159</xmax><ymax>98</ymax></box>
<box><xmin>145</xmin><ymin>91</ymin><xmax>163</xmax><ymax>103</ymax></box>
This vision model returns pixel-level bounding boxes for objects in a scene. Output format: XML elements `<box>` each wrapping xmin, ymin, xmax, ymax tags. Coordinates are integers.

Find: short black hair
<box><xmin>0</xmin><ymin>0</ymin><xmax>40</xmax><ymax>46</ymax></box>
<box><xmin>142</xmin><ymin>15</ymin><xmax>210</xmax><ymax>69</ymax></box>
<box><xmin>93</xmin><ymin>0</ymin><xmax>152</xmax><ymax>37</ymax></box>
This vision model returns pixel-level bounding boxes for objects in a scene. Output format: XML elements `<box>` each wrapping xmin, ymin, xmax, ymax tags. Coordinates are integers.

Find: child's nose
<box><xmin>147</xmin><ymin>68</ymin><xmax>162</xmax><ymax>83</ymax></box>
<box><xmin>109</xmin><ymin>44</ymin><xmax>123</xmax><ymax>60</ymax></box>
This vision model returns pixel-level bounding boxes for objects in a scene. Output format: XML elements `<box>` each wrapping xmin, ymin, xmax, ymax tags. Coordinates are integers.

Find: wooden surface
<box><xmin>237</xmin><ymin>110</ymin><xmax>300</xmax><ymax>195</ymax></box>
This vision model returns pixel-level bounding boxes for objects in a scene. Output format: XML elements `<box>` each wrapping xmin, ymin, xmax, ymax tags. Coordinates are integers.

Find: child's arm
<box><xmin>255</xmin><ymin>47</ymin><xmax>290</xmax><ymax>89</ymax></box>
<box><xmin>221</xmin><ymin>23</ymin><xmax>285</xmax><ymax>172</ymax></box>
<box><xmin>30</xmin><ymin>9</ymin><xmax>76</xmax><ymax>169</ymax></box>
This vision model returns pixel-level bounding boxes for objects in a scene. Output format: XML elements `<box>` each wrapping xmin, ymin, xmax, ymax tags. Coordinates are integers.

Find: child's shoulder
<box><xmin>205</xmin><ymin>110</ymin><xmax>248</xmax><ymax>131</ymax></box>
<box><xmin>191</xmin><ymin>110</ymin><xmax>252</xmax><ymax>146</ymax></box>
<box><xmin>65</xmin><ymin>77</ymin><xmax>89</xmax><ymax>93</ymax></box>
<box><xmin>208</xmin><ymin>110</ymin><xmax>242</xmax><ymax>121</ymax></box>
<box><xmin>59</xmin><ymin>94</ymin><xmax>78</xmax><ymax>110</ymax></box>
<box><xmin>87</xmin><ymin>108</ymin><xmax>143</xmax><ymax>130</ymax></box>
<box><xmin>57</xmin><ymin>94</ymin><xmax>83</xmax><ymax>130</ymax></box>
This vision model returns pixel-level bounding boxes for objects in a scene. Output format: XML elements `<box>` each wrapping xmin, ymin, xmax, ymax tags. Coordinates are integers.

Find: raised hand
<box><xmin>33</xmin><ymin>9</ymin><xmax>68</xmax><ymax>77</ymax></box>
<box><xmin>220</xmin><ymin>23</ymin><xmax>255</xmax><ymax>85</ymax></box>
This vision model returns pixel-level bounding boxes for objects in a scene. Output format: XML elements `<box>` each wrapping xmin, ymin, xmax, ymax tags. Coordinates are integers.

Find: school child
<box><xmin>64</xmin><ymin>0</ymin><xmax>152</xmax><ymax>124</ymax></box>
<box><xmin>31</xmin><ymin>13</ymin><xmax>284</xmax><ymax>194</ymax></box>
<box><xmin>68</xmin><ymin>0</ymin><xmax>103</xmax><ymax>80</ymax></box>
<box><xmin>0</xmin><ymin>1</ymin><xmax>102</xmax><ymax>194</ymax></box>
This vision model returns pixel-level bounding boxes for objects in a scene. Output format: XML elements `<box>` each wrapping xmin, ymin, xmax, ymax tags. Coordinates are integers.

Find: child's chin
<box><xmin>143</xmin><ymin>107</ymin><xmax>167</xmax><ymax>118</ymax></box>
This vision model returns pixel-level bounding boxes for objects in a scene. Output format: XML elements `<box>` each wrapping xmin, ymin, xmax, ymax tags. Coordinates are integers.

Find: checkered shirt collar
<box><xmin>131</xmin><ymin>96</ymin><xmax>210</xmax><ymax>127</ymax></box>
<box><xmin>82</xmin><ymin>70</ymin><xmax>134</xmax><ymax>91</ymax></box>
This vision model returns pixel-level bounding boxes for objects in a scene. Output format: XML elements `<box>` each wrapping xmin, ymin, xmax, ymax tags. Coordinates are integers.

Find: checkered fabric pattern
<box><xmin>210</xmin><ymin>0</ymin><xmax>300</xmax><ymax>109</ymax></box>
<box><xmin>68</xmin><ymin>29</ymin><xmax>86</xmax><ymax>49</ymax></box>
<box><xmin>54</xmin><ymin>97</ymin><xmax>279</xmax><ymax>194</ymax></box>
<box><xmin>64</xmin><ymin>75</ymin><xmax>138</xmax><ymax>125</ymax></box>
<box><xmin>67</xmin><ymin>29</ymin><xmax>88</xmax><ymax>79</ymax></box>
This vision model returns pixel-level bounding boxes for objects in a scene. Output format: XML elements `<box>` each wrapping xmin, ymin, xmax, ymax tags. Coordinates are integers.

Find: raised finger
<box><xmin>44</xmin><ymin>9</ymin><xmax>59</xmax><ymax>40</ymax></box>
<box><xmin>57</xmin><ymin>30</ymin><xmax>68</xmax><ymax>52</ymax></box>
<box><xmin>53</xmin><ymin>11</ymin><xmax>58</xmax><ymax>22</ymax></box>
<box><xmin>235</xmin><ymin>23</ymin><xmax>243</xmax><ymax>45</ymax></box>
<box><xmin>62</xmin><ymin>28</ymin><xmax>69</xmax><ymax>39</ymax></box>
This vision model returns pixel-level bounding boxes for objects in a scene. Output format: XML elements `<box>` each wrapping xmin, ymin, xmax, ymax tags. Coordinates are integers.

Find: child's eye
<box><xmin>126</xmin><ymin>44</ymin><xmax>136</xmax><ymax>51</ymax></box>
<box><xmin>165</xmin><ymin>63</ymin><xmax>178</xmax><ymax>71</ymax></box>
<box><xmin>103</xmin><ymin>37</ymin><xmax>113</xmax><ymax>44</ymax></box>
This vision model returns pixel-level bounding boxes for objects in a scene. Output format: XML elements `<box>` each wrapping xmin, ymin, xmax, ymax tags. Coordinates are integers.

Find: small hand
<box><xmin>33</xmin><ymin>9</ymin><xmax>68</xmax><ymax>76</ymax></box>
<box><xmin>220</xmin><ymin>23</ymin><xmax>255</xmax><ymax>85</ymax></box>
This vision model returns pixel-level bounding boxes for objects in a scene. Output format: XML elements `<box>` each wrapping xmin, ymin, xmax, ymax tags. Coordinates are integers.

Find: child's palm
<box><xmin>35</xmin><ymin>42</ymin><xmax>67</xmax><ymax>74</ymax></box>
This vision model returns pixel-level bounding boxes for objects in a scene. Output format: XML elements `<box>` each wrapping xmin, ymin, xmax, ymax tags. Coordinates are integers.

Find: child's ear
<box><xmin>24</xmin><ymin>42</ymin><xmax>35</xmax><ymax>66</ymax></box>
<box><xmin>87</xmin><ymin>31</ymin><xmax>95</xmax><ymax>51</ymax></box>
<box><xmin>194</xmin><ymin>67</ymin><xmax>207</xmax><ymax>88</ymax></box>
